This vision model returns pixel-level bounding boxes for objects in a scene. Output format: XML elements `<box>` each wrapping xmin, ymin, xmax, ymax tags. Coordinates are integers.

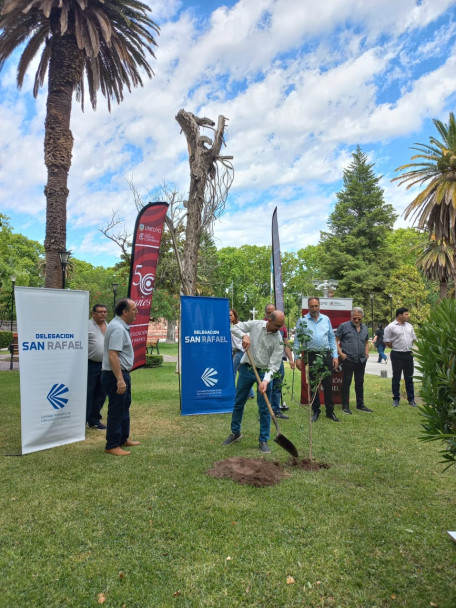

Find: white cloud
<box><xmin>1</xmin><ymin>0</ymin><xmax>456</xmax><ymax>266</ymax></box>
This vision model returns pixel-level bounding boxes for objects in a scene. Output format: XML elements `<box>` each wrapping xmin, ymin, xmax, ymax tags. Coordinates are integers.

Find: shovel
<box><xmin>246</xmin><ymin>349</ymin><xmax>299</xmax><ymax>458</ymax></box>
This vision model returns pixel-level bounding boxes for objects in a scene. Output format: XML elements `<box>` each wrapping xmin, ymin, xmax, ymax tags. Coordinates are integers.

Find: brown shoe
<box><xmin>105</xmin><ymin>447</ymin><xmax>131</xmax><ymax>456</ymax></box>
<box><xmin>122</xmin><ymin>440</ymin><xmax>141</xmax><ymax>447</ymax></box>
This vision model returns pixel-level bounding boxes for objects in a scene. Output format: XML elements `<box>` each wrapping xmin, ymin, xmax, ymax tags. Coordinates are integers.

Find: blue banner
<box><xmin>181</xmin><ymin>296</ymin><xmax>235</xmax><ymax>415</ymax></box>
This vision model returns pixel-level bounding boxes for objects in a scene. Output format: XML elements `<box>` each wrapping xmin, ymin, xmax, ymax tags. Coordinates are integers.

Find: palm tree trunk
<box><xmin>440</xmin><ymin>280</ymin><xmax>448</xmax><ymax>300</ymax></box>
<box><xmin>43</xmin><ymin>34</ymin><xmax>84</xmax><ymax>288</ymax></box>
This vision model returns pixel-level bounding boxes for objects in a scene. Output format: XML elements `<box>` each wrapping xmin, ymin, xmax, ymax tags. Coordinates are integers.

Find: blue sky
<box><xmin>1</xmin><ymin>0</ymin><xmax>456</xmax><ymax>267</ymax></box>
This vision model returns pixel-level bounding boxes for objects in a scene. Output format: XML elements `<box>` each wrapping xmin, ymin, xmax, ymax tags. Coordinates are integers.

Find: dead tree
<box><xmin>175</xmin><ymin>109</ymin><xmax>233</xmax><ymax>295</ymax></box>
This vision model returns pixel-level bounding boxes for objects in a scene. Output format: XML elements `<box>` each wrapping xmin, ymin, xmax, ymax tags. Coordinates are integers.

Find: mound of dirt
<box><xmin>207</xmin><ymin>457</ymin><xmax>288</xmax><ymax>487</ymax></box>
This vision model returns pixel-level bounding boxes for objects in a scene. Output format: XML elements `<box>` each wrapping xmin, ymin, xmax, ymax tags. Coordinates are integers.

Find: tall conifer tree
<box><xmin>319</xmin><ymin>146</ymin><xmax>397</xmax><ymax>306</ymax></box>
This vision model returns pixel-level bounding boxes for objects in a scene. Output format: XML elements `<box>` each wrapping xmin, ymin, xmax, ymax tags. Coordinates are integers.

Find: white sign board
<box><xmin>302</xmin><ymin>296</ymin><xmax>353</xmax><ymax>311</ymax></box>
<box><xmin>15</xmin><ymin>287</ymin><xmax>89</xmax><ymax>454</ymax></box>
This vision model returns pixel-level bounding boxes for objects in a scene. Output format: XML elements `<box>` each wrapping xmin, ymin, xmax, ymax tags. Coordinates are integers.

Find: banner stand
<box><xmin>15</xmin><ymin>287</ymin><xmax>89</xmax><ymax>455</ymax></box>
<box><xmin>180</xmin><ymin>296</ymin><xmax>235</xmax><ymax>415</ymax></box>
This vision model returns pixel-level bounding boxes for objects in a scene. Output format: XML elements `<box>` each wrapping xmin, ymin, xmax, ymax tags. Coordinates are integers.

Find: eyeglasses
<box><xmin>94</xmin><ymin>310</ymin><xmax>107</xmax><ymax>314</ymax></box>
<box><xmin>352</xmin><ymin>317</ymin><xmax>362</xmax><ymax>320</ymax></box>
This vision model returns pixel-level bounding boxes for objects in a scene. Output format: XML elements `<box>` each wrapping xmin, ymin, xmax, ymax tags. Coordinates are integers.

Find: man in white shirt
<box><xmin>383</xmin><ymin>307</ymin><xmax>417</xmax><ymax>408</ymax></box>
<box><xmin>222</xmin><ymin>310</ymin><xmax>285</xmax><ymax>453</ymax></box>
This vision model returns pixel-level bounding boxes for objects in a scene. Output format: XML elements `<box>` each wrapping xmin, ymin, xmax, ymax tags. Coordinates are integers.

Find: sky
<box><xmin>1</xmin><ymin>0</ymin><xmax>456</xmax><ymax>268</ymax></box>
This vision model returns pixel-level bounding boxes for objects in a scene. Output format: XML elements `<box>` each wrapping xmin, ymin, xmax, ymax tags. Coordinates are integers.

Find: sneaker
<box><xmin>408</xmin><ymin>400</ymin><xmax>418</xmax><ymax>407</ymax></box>
<box><xmin>342</xmin><ymin>407</ymin><xmax>352</xmax><ymax>415</ymax></box>
<box><xmin>326</xmin><ymin>413</ymin><xmax>340</xmax><ymax>422</ymax></box>
<box><xmin>259</xmin><ymin>442</ymin><xmax>271</xmax><ymax>453</ymax></box>
<box><xmin>275</xmin><ymin>412</ymin><xmax>289</xmax><ymax>420</ymax></box>
<box><xmin>222</xmin><ymin>433</ymin><xmax>241</xmax><ymax>446</ymax></box>
<box><xmin>392</xmin><ymin>400</ymin><xmax>400</xmax><ymax>407</ymax></box>
<box><xmin>356</xmin><ymin>405</ymin><xmax>373</xmax><ymax>413</ymax></box>
<box><xmin>88</xmin><ymin>422</ymin><xmax>107</xmax><ymax>430</ymax></box>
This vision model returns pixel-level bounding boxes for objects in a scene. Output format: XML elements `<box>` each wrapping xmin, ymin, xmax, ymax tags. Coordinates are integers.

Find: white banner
<box><xmin>16</xmin><ymin>287</ymin><xmax>89</xmax><ymax>454</ymax></box>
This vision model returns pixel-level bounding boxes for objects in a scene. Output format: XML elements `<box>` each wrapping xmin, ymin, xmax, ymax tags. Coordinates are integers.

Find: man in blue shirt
<box><xmin>294</xmin><ymin>297</ymin><xmax>339</xmax><ymax>422</ymax></box>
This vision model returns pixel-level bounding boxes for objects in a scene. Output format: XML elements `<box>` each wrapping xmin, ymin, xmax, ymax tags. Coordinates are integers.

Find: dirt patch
<box><xmin>207</xmin><ymin>457</ymin><xmax>331</xmax><ymax>487</ymax></box>
<box><xmin>288</xmin><ymin>457</ymin><xmax>330</xmax><ymax>471</ymax></box>
<box><xmin>207</xmin><ymin>457</ymin><xmax>288</xmax><ymax>487</ymax></box>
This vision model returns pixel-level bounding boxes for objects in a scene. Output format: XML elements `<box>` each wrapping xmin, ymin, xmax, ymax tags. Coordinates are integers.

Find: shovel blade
<box><xmin>273</xmin><ymin>433</ymin><xmax>299</xmax><ymax>458</ymax></box>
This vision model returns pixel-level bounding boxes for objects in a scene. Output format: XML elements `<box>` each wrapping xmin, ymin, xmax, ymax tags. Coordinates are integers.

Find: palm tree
<box><xmin>416</xmin><ymin>236</ymin><xmax>454</xmax><ymax>300</ymax></box>
<box><xmin>0</xmin><ymin>0</ymin><xmax>159</xmax><ymax>287</ymax></box>
<box><xmin>393</xmin><ymin>112</ymin><xmax>456</xmax><ymax>293</ymax></box>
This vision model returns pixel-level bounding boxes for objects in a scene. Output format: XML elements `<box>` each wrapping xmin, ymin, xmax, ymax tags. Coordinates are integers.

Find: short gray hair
<box><xmin>352</xmin><ymin>307</ymin><xmax>364</xmax><ymax>316</ymax></box>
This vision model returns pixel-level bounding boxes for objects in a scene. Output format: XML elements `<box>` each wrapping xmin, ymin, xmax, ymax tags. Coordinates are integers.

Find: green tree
<box><xmin>214</xmin><ymin>245</ymin><xmax>272</xmax><ymax>319</ymax></box>
<box><xmin>0</xmin><ymin>0</ymin><xmax>158</xmax><ymax>288</ymax></box>
<box><xmin>319</xmin><ymin>146</ymin><xmax>398</xmax><ymax>310</ymax></box>
<box><xmin>384</xmin><ymin>264</ymin><xmax>430</xmax><ymax>325</ymax></box>
<box><xmin>0</xmin><ymin>215</ymin><xmax>44</xmax><ymax>325</ymax></box>
<box><xmin>393</xmin><ymin>112</ymin><xmax>456</xmax><ymax>293</ymax></box>
<box><xmin>66</xmin><ymin>259</ymin><xmax>122</xmax><ymax>317</ymax></box>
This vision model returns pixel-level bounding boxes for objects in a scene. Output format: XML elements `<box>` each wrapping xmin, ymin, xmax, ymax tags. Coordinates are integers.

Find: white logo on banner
<box><xmin>201</xmin><ymin>367</ymin><xmax>218</xmax><ymax>387</ymax></box>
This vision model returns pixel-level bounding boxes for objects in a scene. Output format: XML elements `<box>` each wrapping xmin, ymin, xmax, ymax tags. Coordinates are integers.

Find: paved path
<box><xmin>0</xmin><ymin>353</ymin><xmax>417</xmax><ymax>379</ymax></box>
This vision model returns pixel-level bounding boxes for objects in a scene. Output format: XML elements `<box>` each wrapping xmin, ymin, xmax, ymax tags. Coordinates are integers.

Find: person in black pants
<box><xmin>294</xmin><ymin>297</ymin><xmax>340</xmax><ymax>422</ymax></box>
<box><xmin>335</xmin><ymin>307</ymin><xmax>373</xmax><ymax>414</ymax></box>
<box><xmin>383</xmin><ymin>307</ymin><xmax>417</xmax><ymax>407</ymax></box>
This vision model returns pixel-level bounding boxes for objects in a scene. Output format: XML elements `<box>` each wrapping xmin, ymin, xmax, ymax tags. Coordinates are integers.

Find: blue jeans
<box><xmin>101</xmin><ymin>370</ymin><xmax>131</xmax><ymax>449</ymax></box>
<box><xmin>377</xmin><ymin>344</ymin><xmax>387</xmax><ymax>362</ymax></box>
<box><xmin>231</xmin><ymin>364</ymin><xmax>272</xmax><ymax>443</ymax></box>
<box><xmin>270</xmin><ymin>361</ymin><xmax>285</xmax><ymax>414</ymax></box>
<box><xmin>233</xmin><ymin>350</ymin><xmax>254</xmax><ymax>398</ymax></box>
<box><xmin>86</xmin><ymin>360</ymin><xmax>106</xmax><ymax>425</ymax></box>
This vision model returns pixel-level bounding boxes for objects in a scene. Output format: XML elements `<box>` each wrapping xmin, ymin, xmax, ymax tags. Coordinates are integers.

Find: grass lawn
<box><xmin>1</xmin><ymin>364</ymin><xmax>455</xmax><ymax>608</ymax></box>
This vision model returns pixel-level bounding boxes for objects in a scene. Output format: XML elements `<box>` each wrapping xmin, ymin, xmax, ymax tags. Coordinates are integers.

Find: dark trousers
<box><xmin>101</xmin><ymin>370</ymin><xmax>131</xmax><ymax>449</ymax></box>
<box><xmin>86</xmin><ymin>360</ymin><xmax>106</xmax><ymax>425</ymax></box>
<box><xmin>341</xmin><ymin>359</ymin><xmax>366</xmax><ymax>409</ymax></box>
<box><xmin>271</xmin><ymin>361</ymin><xmax>285</xmax><ymax>414</ymax></box>
<box><xmin>390</xmin><ymin>351</ymin><xmax>414</xmax><ymax>402</ymax></box>
<box><xmin>308</xmin><ymin>351</ymin><xmax>334</xmax><ymax>415</ymax></box>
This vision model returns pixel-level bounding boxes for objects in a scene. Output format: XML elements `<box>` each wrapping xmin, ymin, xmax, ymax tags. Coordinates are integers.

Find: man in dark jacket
<box><xmin>335</xmin><ymin>307</ymin><xmax>373</xmax><ymax>415</ymax></box>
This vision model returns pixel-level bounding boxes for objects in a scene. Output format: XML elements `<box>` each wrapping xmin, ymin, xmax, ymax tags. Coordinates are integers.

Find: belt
<box><xmin>89</xmin><ymin>359</ymin><xmax>102</xmax><ymax>363</ymax></box>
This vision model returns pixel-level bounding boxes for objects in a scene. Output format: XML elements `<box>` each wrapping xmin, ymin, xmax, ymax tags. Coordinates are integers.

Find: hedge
<box><xmin>0</xmin><ymin>331</ymin><xmax>13</xmax><ymax>349</ymax></box>
<box><xmin>145</xmin><ymin>354</ymin><xmax>163</xmax><ymax>368</ymax></box>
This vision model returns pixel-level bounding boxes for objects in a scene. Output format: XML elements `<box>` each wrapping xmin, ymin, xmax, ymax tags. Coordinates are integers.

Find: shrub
<box><xmin>415</xmin><ymin>298</ymin><xmax>456</xmax><ymax>469</ymax></box>
<box><xmin>145</xmin><ymin>354</ymin><xmax>163</xmax><ymax>368</ymax></box>
<box><xmin>0</xmin><ymin>331</ymin><xmax>13</xmax><ymax>349</ymax></box>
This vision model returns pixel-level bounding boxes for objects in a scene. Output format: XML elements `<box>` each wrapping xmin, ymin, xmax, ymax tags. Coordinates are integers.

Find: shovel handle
<box><xmin>245</xmin><ymin>349</ymin><xmax>280</xmax><ymax>433</ymax></box>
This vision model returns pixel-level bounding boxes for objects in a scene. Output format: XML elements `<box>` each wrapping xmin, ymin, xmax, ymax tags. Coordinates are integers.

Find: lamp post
<box><xmin>370</xmin><ymin>293</ymin><xmax>374</xmax><ymax>338</ymax></box>
<box><xmin>58</xmin><ymin>251</ymin><xmax>71</xmax><ymax>289</ymax></box>
<box><xmin>112</xmin><ymin>282</ymin><xmax>119</xmax><ymax>315</ymax></box>
<box><xmin>389</xmin><ymin>293</ymin><xmax>393</xmax><ymax>322</ymax></box>
<box><xmin>10</xmin><ymin>275</ymin><xmax>16</xmax><ymax>332</ymax></box>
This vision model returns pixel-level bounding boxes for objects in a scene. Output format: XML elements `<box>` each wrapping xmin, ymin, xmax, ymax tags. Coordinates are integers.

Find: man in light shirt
<box><xmin>293</xmin><ymin>297</ymin><xmax>339</xmax><ymax>422</ymax></box>
<box><xmin>222</xmin><ymin>310</ymin><xmax>285</xmax><ymax>453</ymax></box>
<box><xmin>383</xmin><ymin>307</ymin><xmax>417</xmax><ymax>408</ymax></box>
<box><xmin>101</xmin><ymin>299</ymin><xmax>141</xmax><ymax>456</ymax></box>
<box><xmin>86</xmin><ymin>304</ymin><xmax>108</xmax><ymax>430</ymax></box>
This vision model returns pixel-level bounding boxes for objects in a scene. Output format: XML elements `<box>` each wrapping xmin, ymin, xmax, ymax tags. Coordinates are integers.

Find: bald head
<box><xmin>266</xmin><ymin>310</ymin><xmax>285</xmax><ymax>333</ymax></box>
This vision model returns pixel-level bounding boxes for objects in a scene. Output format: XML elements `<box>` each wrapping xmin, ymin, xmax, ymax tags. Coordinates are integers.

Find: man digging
<box><xmin>222</xmin><ymin>310</ymin><xmax>285</xmax><ymax>453</ymax></box>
